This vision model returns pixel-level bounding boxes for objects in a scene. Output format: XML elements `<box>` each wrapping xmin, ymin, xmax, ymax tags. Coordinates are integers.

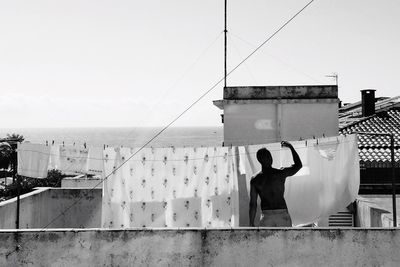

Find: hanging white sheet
<box><xmin>102</xmin><ymin>146</ymin><xmax>239</xmax><ymax>228</ymax></box>
<box><xmin>57</xmin><ymin>146</ymin><xmax>89</xmax><ymax>174</ymax></box>
<box><xmin>48</xmin><ymin>144</ymin><xmax>60</xmax><ymax>170</ymax></box>
<box><xmin>86</xmin><ymin>146</ymin><xmax>104</xmax><ymax>176</ymax></box>
<box><xmin>240</xmin><ymin>134</ymin><xmax>360</xmax><ymax>226</ymax></box>
<box><xmin>17</xmin><ymin>143</ymin><xmax>51</xmax><ymax>178</ymax></box>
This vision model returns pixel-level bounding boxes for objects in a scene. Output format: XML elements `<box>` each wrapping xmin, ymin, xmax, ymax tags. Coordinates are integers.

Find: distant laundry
<box><xmin>17</xmin><ymin>143</ymin><xmax>51</xmax><ymax>178</ymax></box>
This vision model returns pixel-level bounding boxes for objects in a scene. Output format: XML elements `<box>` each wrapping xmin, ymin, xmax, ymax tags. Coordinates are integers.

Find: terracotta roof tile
<box><xmin>340</xmin><ymin>109</ymin><xmax>400</xmax><ymax>166</ymax></box>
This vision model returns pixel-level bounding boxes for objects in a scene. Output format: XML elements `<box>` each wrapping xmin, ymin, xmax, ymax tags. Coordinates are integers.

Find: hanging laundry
<box><xmin>240</xmin><ymin>134</ymin><xmax>360</xmax><ymax>226</ymax></box>
<box><xmin>58</xmin><ymin>146</ymin><xmax>89</xmax><ymax>174</ymax></box>
<box><xmin>48</xmin><ymin>144</ymin><xmax>60</xmax><ymax>170</ymax></box>
<box><xmin>170</xmin><ymin>197</ymin><xmax>202</xmax><ymax>227</ymax></box>
<box><xmin>102</xmin><ymin>145</ymin><xmax>240</xmax><ymax>228</ymax></box>
<box><xmin>87</xmin><ymin>146</ymin><xmax>104</xmax><ymax>176</ymax></box>
<box><xmin>17</xmin><ymin>143</ymin><xmax>51</xmax><ymax>178</ymax></box>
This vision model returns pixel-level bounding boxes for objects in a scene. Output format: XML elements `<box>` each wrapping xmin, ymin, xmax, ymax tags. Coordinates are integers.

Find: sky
<box><xmin>0</xmin><ymin>0</ymin><xmax>399</xmax><ymax>128</ymax></box>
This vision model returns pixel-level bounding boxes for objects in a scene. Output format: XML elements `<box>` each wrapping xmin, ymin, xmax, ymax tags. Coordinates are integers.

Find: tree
<box><xmin>6</xmin><ymin>133</ymin><xmax>25</xmax><ymax>142</ymax></box>
<box><xmin>0</xmin><ymin>142</ymin><xmax>12</xmax><ymax>170</ymax></box>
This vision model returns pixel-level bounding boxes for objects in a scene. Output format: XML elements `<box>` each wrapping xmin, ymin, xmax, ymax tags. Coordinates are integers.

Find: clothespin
<box><xmin>46</xmin><ymin>141</ymin><xmax>48</xmax><ymax>146</ymax></box>
<box><xmin>103</xmin><ymin>144</ymin><xmax>106</xmax><ymax>150</ymax></box>
<box><xmin>305</xmin><ymin>140</ymin><xmax>308</xmax><ymax>147</ymax></box>
<box><xmin>316</xmin><ymin>139</ymin><xmax>319</xmax><ymax>145</ymax></box>
<box><xmin>84</xmin><ymin>142</ymin><xmax>86</xmax><ymax>149</ymax></box>
<box><xmin>62</xmin><ymin>141</ymin><xmax>65</xmax><ymax>147</ymax></box>
<box><xmin>52</xmin><ymin>140</ymin><xmax>55</xmax><ymax>145</ymax></box>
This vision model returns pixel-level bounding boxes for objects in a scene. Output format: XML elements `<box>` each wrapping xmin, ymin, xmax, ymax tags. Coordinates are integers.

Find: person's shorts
<box><xmin>259</xmin><ymin>209</ymin><xmax>292</xmax><ymax>227</ymax></box>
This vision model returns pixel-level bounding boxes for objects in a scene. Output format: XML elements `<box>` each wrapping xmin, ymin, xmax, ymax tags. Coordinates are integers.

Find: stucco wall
<box><xmin>222</xmin><ymin>101</ymin><xmax>338</xmax><ymax>146</ymax></box>
<box><xmin>1</xmin><ymin>228</ymin><xmax>399</xmax><ymax>266</ymax></box>
<box><xmin>0</xmin><ymin>188</ymin><xmax>102</xmax><ymax>229</ymax></box>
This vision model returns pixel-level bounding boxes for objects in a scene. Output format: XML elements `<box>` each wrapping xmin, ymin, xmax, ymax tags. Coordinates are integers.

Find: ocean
<box><xmin>0</xmin><ymin>127</ymin><xmax>223</xmax><ymax>148</ymax></box>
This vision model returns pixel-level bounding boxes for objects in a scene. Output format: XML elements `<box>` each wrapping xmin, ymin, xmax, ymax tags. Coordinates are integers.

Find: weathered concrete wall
<box><xmin>0</xmin><ymin>188</ymin><xmax>102</xmax><ymax>229</ymax></box>
<box><xmin>1</xmin><ymin>228</ymin><xmax>399</xmax><ymax>266</ymax></box>
<box><xmin>223</xmin><ymin>85</ymin><xmax>338</xmax><ymax>99</ymax></box>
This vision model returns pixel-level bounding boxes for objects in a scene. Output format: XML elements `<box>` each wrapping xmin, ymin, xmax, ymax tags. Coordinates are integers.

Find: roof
<box><xmin>340</xmin><ymin>108</ymin><xmax>400</xmax><ymax>168</ymax></box>
<box><xmin>339</xmin><ymin>95</ymin><xmax>400</xmax><ymax>128</ymax></box>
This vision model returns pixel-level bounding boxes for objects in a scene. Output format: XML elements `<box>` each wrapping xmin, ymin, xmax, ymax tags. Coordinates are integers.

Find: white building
<box><xmin>213</xmin><ymin>85</ymin><xmax>339</xmax><ymax>146</ymax></box>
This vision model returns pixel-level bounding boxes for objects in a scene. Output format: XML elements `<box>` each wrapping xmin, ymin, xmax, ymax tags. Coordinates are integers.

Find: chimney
<box><xmin>361</xmin><ymin>89</ymin><xmax>376</xmax><ymax>117</ymax></box>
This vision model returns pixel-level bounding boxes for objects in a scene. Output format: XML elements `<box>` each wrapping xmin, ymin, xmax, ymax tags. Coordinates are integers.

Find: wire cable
<box><xmin>37</xmin><ymin>0</ymin><xmax>317</xmax><ymax>231</ymax></box>
<box><xmin>4</xmin><ymin>1</ymin><xmax>318</xmax><ymax>257</ymax></box>
<box><xmin>228</xmin><ymin>30</ymin><xmax>324</xmax><ymax>85</ymax></box>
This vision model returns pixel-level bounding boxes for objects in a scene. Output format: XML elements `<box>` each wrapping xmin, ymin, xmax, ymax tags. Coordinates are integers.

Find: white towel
<box><xmin>17</xmin><ymin>143</ymin><xmax>50</xmax><ymax>178</ymax></box>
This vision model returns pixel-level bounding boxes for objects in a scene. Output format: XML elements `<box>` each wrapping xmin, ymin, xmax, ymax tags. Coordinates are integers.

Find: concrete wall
<box><xmin>218</xmin><ymin>100</ymin><xmax>338</xmax><ymax>146</ymax></box>
<box><xmin>1</xmin><ymin>228</ymin><xmax>399</xmax><ymax>266</ymax></box>
<box><xmin>61</xmin><ymin>175</ymin><xmax>102</xmax><ymax>189</ymax></box>
<box><xmin>356</xmin><ymin>196</ymin><xmax>400</xmax><ymax>227</ymax></box>
<box><xmin>0</xmin><ymin>188</ymin><xmax>102</xmax><ymax>229</ymax></box>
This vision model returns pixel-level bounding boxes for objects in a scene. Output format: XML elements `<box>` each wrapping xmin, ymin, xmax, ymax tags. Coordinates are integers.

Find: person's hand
<box><xmin>281</xmin><ymin>141</ymin><xmax>293</xmax><ymax>148</ymax></box>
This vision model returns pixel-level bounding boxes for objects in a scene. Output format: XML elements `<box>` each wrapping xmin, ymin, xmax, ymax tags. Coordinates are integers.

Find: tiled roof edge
<box><xmin>339</xmin><ymin>114</ymin><xmax>377</xmax><ymax>131</ymax></box>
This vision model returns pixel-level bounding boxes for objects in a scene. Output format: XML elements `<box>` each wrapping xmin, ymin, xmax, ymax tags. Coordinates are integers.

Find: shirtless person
<box><xmin>249</xmin><ymin>141</ymin><xmax>302</xmax><ymax>227</ymax></box>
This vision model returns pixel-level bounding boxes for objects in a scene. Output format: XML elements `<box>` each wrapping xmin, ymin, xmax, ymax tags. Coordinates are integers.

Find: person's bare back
<box><xmin>249</xmin><ymin>141</ymin><xmax>302</xmax><ymax>227</ymax></box>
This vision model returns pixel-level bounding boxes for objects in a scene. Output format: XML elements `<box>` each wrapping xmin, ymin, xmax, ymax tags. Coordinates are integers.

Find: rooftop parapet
<box><xmin>223</xmin><ymin>85</ymin><xmax>338</xmax><ymax>100</ymax></box>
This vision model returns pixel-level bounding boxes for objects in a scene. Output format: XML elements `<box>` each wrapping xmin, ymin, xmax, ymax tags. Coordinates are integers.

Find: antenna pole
<box><xmin>224</xmin><ymin>0</ymin><xmax>227</xmax><ymax>88</ymax></box>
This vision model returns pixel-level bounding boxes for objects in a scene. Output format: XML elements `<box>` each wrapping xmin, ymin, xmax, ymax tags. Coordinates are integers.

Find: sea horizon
<box><xmin>0</xmin><ymin>126</ymin><xmax>223</xmax><ymax>148</ymax></box>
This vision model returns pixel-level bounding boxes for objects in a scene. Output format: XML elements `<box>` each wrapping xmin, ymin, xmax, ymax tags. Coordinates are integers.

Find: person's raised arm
<box><xmin>281</xmin><ymin>141</ymin><xmax>302</xmax><ymax>177</ymax></box>
<box><xmin>249</xmin><ymin>180</ymin><xmax>258</xmax><ymax>227</ymax></box>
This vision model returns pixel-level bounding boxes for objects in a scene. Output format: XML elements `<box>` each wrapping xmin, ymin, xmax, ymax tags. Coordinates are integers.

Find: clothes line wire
<box><xmin>36</xmin><ymin>129</ymin><xmax>337</xmax><ymax>151</ymax></box>
<box><xmin>16</xmin><ymin>136</ymin><xmax>355</xmax><ymax>164</ymax></box>
<box><xmin>6</xmin><ymin>1</ymin><xmax>318</xmax><ymax>256</ymax></box>
<box><xmin>227</xmin><ymin>31</ymin><xmax>324</xmax><ymax>85</ymax></box>
<box><xmin>227</xmin><ymin>34</ymin><xmax>258</xmax><ymax>84</ymax></box>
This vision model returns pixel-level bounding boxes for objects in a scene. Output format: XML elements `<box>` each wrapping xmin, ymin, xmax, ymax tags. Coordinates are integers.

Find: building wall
<box><xmin>223</xmin><ymin>101</ymin><xmax>338</xmax><ymax>146</ymax></box>
<box><xmin>356</xmin><ymin>196</ymin><xmax>400</xmax><ymax>227</ymax></box>
<box><xmin>0</xmin><ymin>188</ymin><xmax>102</xmax><ymax>229</ymax></box>
<box><xmin>1</xmin><ymin>228</ymin><xmax>400</xmax><ymax>266</ymax></box>
<box><xmin>61</xmin><ymin>176</ymin><xmax>103</xmax><ymax>189</ymax></box>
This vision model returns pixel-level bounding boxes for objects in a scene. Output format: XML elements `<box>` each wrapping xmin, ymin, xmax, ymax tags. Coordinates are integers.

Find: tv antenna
<box><xmin>224</xmin><ymin>0</ymin><xmax>228</xmax><ymax>88</ymax></box>
<box><xmin>325</xmin><ymin>72</ymin><xmax>338</xmax><ymax>86</ymax></box>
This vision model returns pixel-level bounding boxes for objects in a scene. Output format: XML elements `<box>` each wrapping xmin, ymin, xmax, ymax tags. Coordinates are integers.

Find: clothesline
<box><xmin>16</xmin><ymin>136</ymin><xmax>358</xmax><ymax>163</ymax></box>
<box><xmin>33</xmin><ymin>133</ymin><xmax>352</xmax><ymax>150</ymax></box>
<box><xmin>101</xmin><ymin>134</ymin><xmax>360</xmax><ymax>228</ymax></box>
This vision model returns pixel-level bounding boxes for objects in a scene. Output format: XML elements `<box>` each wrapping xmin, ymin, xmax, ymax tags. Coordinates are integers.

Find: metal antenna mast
<box><xmin>326</xmin><ymin>72</ymin><xmax>338</xmax><ymax>86</ymax></box>
<box><xmin>224</xmin><ymin>0</ymin><xmax>227</xmax><ymax>88</ymax></box>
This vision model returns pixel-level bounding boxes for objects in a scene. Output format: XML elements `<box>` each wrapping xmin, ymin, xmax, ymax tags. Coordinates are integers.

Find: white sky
<box><xmin>1</xmin><ymin>0</ymin><xmax>399</xmax><ymax>127</ymax></box>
